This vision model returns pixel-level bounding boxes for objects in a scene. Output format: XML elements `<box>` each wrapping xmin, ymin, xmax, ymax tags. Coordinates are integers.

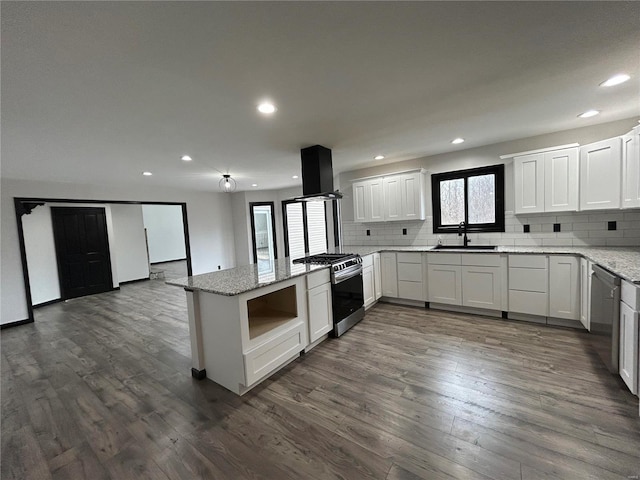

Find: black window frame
<box><xmin>249</xmin><ymin>201</ymin><xmax>278</xmax><ymax>265</ymax></box>
<box><xmin>431</xmin><ymin>164</ymin><xmax>505</xmax><ymax>234</ymax></box>
<box><xmin>282</xmin><ymin>200</ymin><xmax>329</xmax><ymax>258</ymax></box>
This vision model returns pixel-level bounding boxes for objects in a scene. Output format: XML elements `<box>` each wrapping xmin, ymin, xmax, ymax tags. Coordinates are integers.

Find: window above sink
<box><xmin>431</xmin><ymin>164</ymin><xmax>505</xmax><ymax>234</ymax></box>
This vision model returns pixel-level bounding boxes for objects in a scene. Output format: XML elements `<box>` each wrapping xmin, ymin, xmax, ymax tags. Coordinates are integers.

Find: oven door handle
<box><xmin>332</xmin><ymin>264</ymin><xmax>363</xmax><ymax>284</ymax></box>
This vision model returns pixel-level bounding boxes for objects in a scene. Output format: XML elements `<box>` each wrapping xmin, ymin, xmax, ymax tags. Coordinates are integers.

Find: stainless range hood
<box><xmin>293</xmin><ymin>145</ymin><xmax>343</xmax><ymax>202</ymax></box>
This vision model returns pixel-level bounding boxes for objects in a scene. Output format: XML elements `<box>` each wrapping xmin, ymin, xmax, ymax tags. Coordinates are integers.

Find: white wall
<box><xmin>22</xmin><ymin>205</ymin><xmax>60</xmax><ymax>305</ymax></box>
<box><xmin>141</xmin><ymin>204</ymin><xmax>186</xmax><ymax>263</ymax></box>
<box><xmin>111</xmin><ymin>204</ymin><xmax>150</xmax><ymax>282</ymax></box>
<box><xmin>231</xmin><ymin>187</ymin><xmax>305</xmax><ymax>266</ymax></box>
<box><xmin>1</xmin><ymin>178</ymin><xmax>236</xmax><ymax>325</ymax></box>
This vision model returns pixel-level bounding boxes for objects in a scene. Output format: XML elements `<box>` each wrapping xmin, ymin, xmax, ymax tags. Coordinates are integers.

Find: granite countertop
<box><xmin>345</xmin><ymin>245</ymin><xmax>640</xmax><ymax>285</ymax></box>
<box><xmin>167</xmin><ymin>257</ymin><xmax>328</xmax><ymax>296</ymax></box>
<box><xmin>168</xmin><ymin>245</ymin><xmax>640</xmax><ymax>296</ymax></box>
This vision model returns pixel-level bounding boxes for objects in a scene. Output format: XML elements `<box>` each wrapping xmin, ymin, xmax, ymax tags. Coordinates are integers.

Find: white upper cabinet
<box><xmin>353</xmin><ymin>178</ymin><xmax>384</xmax><ymax>222</ymax></box>
<box><xmin>622</xmin><ymin>125</ymin><xmax>640</xmax><ymax>209</ymax></box>
<box><xmin>383</xmin><ymin>175</ymin><xmax>402</xmax><ymax>221</ymax></box>
<box><xmin>353</xmin><ymin>170</ymin><xmax>426</xmax><ymax>223</ymax></box>
<box><xmin>513</xmin><ymin>146</ymin><xmax>578</xmax><ymax>214</ymax></box>
<box><xmin>514</xmin><ymin>153</ymin><xmax>545</xmax><ymax>214</ymax></box>
<box><xmin>579</xmin><ymin>137</ymin><xmax>622</xmax><ymax>211</ymax></box>
<box><xmin>544</xmin><ymin>148</ymin><xmax>579</xmax><ymax>212</ymax></box>
<box><xmin>399</xmin><ymin>171</ymin><xmax>425</xmax><ymax>220</ymax></box>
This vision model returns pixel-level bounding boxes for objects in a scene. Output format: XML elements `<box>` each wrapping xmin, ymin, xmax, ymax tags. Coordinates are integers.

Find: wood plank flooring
<box><xmin>2</xmin><ymin>276</ymin><xmax>639</xmax><ymax>479</ymax></box>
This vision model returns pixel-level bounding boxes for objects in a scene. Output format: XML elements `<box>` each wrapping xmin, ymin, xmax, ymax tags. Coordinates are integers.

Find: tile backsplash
<box><xmin>342</xmin><ymin>210</ymin><xmax>640</xmax><ymax>248</ymax></box>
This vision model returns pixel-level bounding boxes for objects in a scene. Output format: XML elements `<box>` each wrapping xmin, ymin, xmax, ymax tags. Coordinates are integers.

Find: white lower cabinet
<box><xmin>307</xmin><ymin>281</ymin><xmax>333</xmax><ymax>343</ymax></box>
<box><xmin>397</xmin><ymin>252</ymin><xmax>426</xmax><ymax>301</ymax></box>
<box><xmin>427</xmin><ymin>253</ymin><xmax>503</xmax><ymax>309</ymax></box>
<box><xmin>427</xmin><ymin>264</ymin><xmax>462</xmax><ymax>305</ymax></box>
<box><xmin>462</xmin><ymin>266</ymin><xmax>501</xmax><ymax>310</ymax></box>
<box><xmin>549</xmin><ymin>256</ymin><xmax>580</xmax><ymax>320</ymax></box>
<box><xmin>381</xmin><ymin>252</ymin><xmax>398</xmax><ymax>298</ymax></box>
<box><xmin>619</xmin><ymin>302</ymin><xmax>638</xmax><ymax>395</ymax></box>
<box><xmin>580</xmin><ymin>258</ymin><xmax>592</xmax><ymax>330</ymax></box>
<box><xmin>363</xmin><ymin>263</ymin><xmax>375</xmax><ymax>308</ymax></box>
<box><xmin>508</xmin><ymin>255</ymin><xmax>549</xmax><ymax>317</ymax></box>
<box><xmin>620</xmin><ymin>281</ymin><xmax>639</xmax><ymax>395</ymax></box>
<box><xmin>373</xmin><ymin>253</ymin><xmax>382</xmax><ymax>300</ymax></box>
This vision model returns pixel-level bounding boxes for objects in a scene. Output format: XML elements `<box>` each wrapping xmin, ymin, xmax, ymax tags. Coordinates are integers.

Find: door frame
<box><xmin>51</xmin><ymin>206</ymin><xmax>115</xmax><ymax>300</ymax></box>
<box><xmin>11</xmin><ymin>197</ymin><xmax>192</xmax><ymax>327</ymax></box>
<box><xmin>249</xmin><ymin>201</ymin><xmax>278</xmax><ymax>265</ymax></box>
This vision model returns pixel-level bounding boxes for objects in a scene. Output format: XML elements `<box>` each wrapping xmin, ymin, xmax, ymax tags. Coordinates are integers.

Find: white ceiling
<box><xmin>2</xmin><ymin>2</ymin><xmax>639</xmax><ymax>192</ymax></box>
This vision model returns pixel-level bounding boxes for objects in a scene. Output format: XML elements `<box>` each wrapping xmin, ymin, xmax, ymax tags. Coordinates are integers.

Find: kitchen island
<box><xmin>168</xmin><ymin>258</ymin><xmax>331</xmax><ymax>395</ymax></box>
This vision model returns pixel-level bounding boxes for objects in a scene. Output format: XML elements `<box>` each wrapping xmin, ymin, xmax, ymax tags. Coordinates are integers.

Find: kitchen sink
<box><xmin>433</xmin><ymin>245</ymin><xmax>497</xmax><ymax>251</ymax></box>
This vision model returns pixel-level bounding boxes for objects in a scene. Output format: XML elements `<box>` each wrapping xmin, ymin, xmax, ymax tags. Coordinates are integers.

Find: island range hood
<box><xmin>293</xmin><ymin>145</ymin><xmax>343</xmax><ymax>202</ymax></box>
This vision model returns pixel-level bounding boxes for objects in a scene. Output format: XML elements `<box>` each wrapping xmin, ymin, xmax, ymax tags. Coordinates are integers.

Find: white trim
<box><xmin>499</xmin><ymin>143</ymin><xmax>580</xmax><ymax>160</ymax></box>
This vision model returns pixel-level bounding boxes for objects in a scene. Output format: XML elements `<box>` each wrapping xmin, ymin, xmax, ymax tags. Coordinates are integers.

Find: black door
<box><xmin>51</xmin><ymin>207</ymin><xmax>113</xmax><ymax>300</ymax></box>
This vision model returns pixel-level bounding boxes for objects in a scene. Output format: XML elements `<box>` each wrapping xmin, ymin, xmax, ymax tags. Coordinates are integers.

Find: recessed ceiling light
<box><xmin>257</xmin><ymin>102</ymin><xmax>277</xmax><ymax>114</ymax></box>
<box><xmin>251</xmin><ymin>183</ymin><xmax>258</xmax><ymax>187</ymax></box>
<box><xmin>600</xmin><ymin>74</ymin><xmax>630</xmax><ymax>87</ymax></box>
<box><xmin>142</xmin><ymin>171</ymin><xmax>153</xmax><ymax>176</ymax></box>
<box><xmin>292</xmin><ymin>175</ymin><xmax>299</xmax><ymax>179</ymax></box>
<box><xmin>181</xmin><ymin>155</ymin><xmax>192</xmax><ymax>161</ymax></box>
<box><xmin>451</xmin><ymin>138</ymin><xmax>465</xmax><ymax>144</ymax></box>
<box><xmin>374</xmin><ymin>155</ymin><xmax>385</xmax><ymax>160</ymax></box>
<box><xmin>578</xmin><ymin>110</ymin><xmax>600</xmax><ymax>118</ymax></box>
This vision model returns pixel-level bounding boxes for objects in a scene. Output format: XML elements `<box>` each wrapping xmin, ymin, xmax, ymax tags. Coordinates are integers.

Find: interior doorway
<box><xmin>13</xmin><ymin>197</ymin><xmax>192</xmax><ymax>325</ymax></box>
<box><xmin>51</xmin><ymin>206</ymin><xmax>114</xmax><ymax>299</ymax></box>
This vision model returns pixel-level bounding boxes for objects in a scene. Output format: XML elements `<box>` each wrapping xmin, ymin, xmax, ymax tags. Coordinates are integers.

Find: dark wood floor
<box><xmin>2</xmin><ymin>277</ymin><xmax>639</xmax><ymax>480</ymax></box>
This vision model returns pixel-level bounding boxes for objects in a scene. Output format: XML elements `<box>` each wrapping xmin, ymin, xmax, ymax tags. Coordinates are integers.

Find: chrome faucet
<box><xmin>458</xmin><ymin>221</ymin><xmax>470</xmax><ymax>247</ymax></box>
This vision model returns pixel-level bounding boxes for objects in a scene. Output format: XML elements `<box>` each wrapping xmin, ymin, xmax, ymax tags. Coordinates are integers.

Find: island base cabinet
<box><xmin>308</xmin><ymin>282</ymin><xmax>333</xmax><ymax>341</ymax></box>
<box><xmin>244</xmin><ymin>321</ymin><xmax>305</xmax><ymax>386</ymax></box>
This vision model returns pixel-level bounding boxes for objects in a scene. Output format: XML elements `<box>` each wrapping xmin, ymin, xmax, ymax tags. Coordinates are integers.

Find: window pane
<box><xmin>285</xmin><ymin>203</ymin><xmax>306</xmax><ymax>260</ymax></box>
<box><xmin>468</xmin><ymin>174</ymin><xmax>495</xmax><ymax>224</ymax></box>
<box><xmin>306</xmin><ymin>201</ymin><xmax>327</xmax><ymax>255</ymax></box>
<box><xmin>439</xmin><ymin>178</ymin><xmax>465</xmax><ymax>225</ymax></box>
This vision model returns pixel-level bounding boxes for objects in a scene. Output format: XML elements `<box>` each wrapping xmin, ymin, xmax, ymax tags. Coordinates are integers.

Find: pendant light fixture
<box><xmin>219</xmin><ymin>174</ymin><xmax>237</xmax><ymax>192</ymax></box>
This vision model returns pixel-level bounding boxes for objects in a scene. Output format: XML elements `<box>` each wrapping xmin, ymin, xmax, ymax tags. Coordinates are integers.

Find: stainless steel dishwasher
<box><xmin>590</xmin><ymin>265</ymin><xmax>621</xmax><ymax>373</ymax></box>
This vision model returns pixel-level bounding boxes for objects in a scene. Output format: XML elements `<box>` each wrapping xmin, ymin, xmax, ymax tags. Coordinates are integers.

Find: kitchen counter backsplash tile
<box><xmin>342</xmin><ymin>210</ymin><xmax>640</xmax><ymax>248</ymax></box>
<box><xmin>167</xmin><ymin>258</ymin><xmax>327</xmax><ymax>296</ymax></box>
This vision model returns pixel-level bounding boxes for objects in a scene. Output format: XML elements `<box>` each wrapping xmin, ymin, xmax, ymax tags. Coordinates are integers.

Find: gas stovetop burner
<box><xmin>293</xmin><ymin>253</ymin><xmax>357</xmax><ymax>265</ymax></box>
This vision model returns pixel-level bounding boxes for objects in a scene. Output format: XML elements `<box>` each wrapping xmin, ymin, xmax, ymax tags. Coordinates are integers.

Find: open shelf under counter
<box><xmin>247</xmin><ymin>284</ymin><xmax>298</xmax><ymax>340</ymax></box>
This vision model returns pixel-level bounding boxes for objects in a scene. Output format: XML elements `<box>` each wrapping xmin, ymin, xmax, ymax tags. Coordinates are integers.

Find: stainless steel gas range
<box><xmin>293</xmin><ymin>253</ymin><xmax>365</xmax><ymax>337</ymax></box>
